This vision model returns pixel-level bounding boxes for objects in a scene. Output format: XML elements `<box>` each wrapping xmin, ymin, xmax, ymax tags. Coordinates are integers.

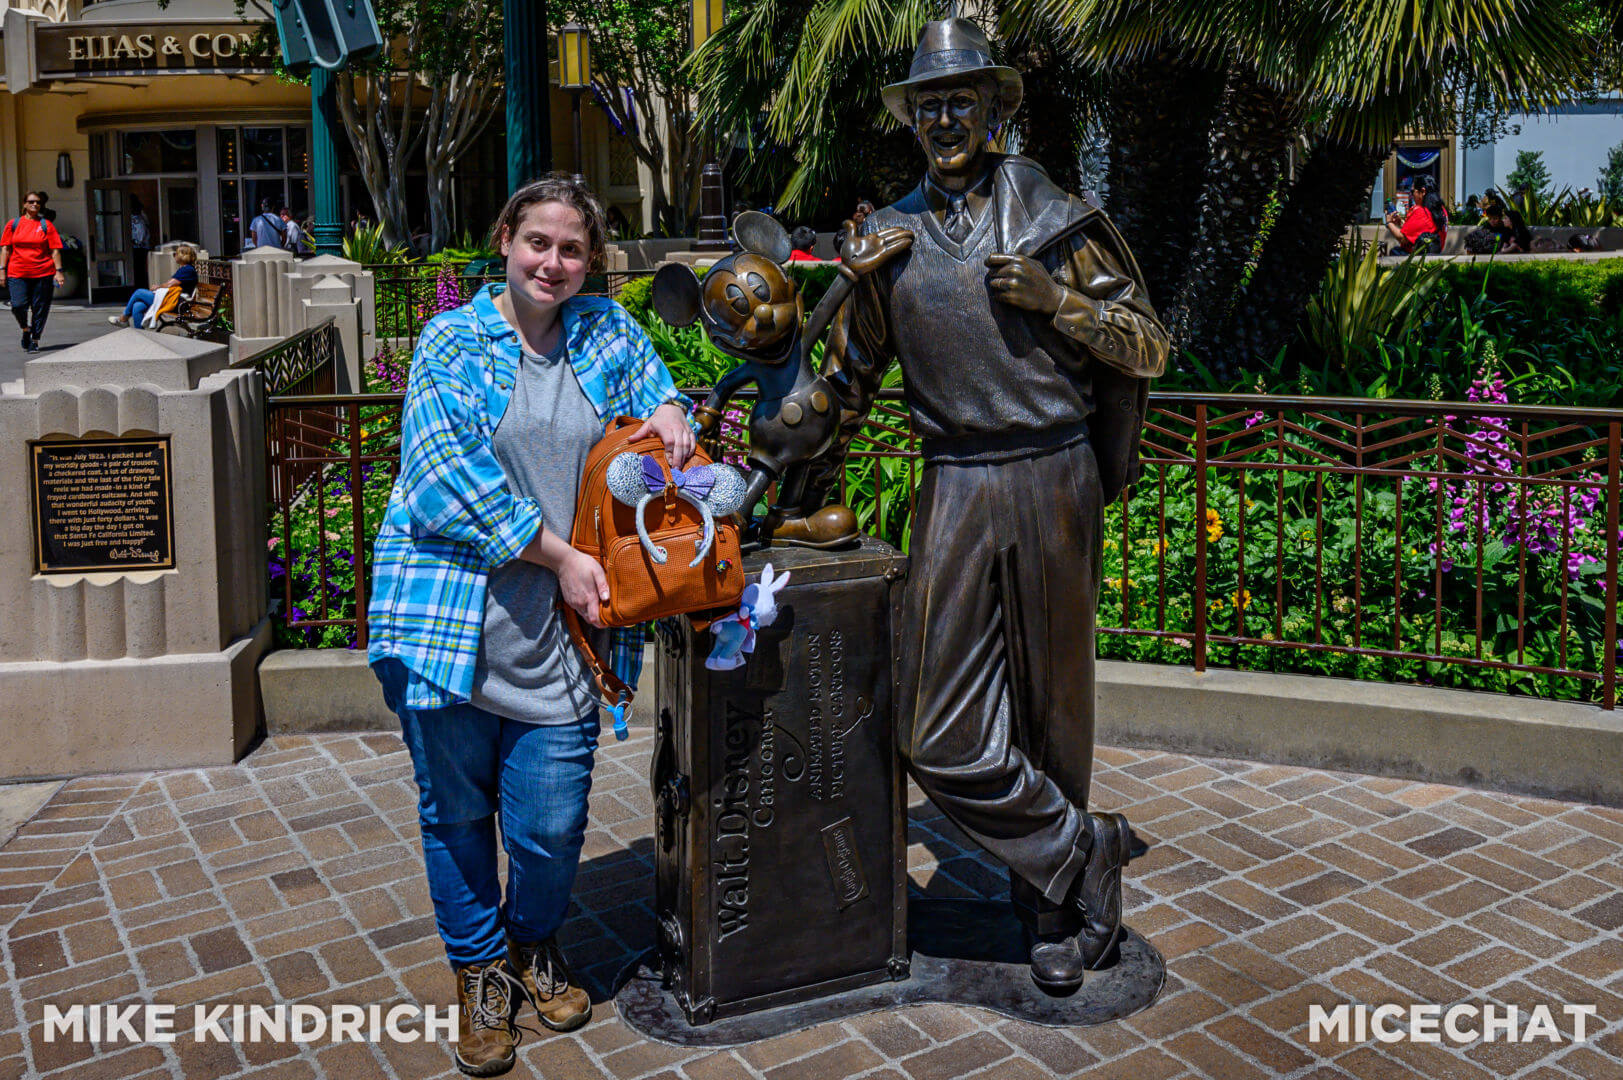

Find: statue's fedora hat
<box><xmin>881</xmin><ymin>18</ymin><xmax>1022</xmax><ymax>127</ymax></box>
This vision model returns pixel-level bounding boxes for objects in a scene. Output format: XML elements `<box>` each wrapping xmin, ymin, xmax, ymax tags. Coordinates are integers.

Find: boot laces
<box><xmin>463</xmin><ymin>963</ymin><xmax>520</xmax><ymax>1032</ymax></box>
<box><xmin>526</xmin><ymin>940</ymin><xmax>571</xmax><ymax>997</ymax></box>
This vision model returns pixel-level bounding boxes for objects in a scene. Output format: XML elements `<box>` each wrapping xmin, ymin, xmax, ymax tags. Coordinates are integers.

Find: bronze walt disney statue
<box><xmin>777</xmin><ymin>17</ymin><xmax>1170</xmax><ymax>994</ymax></box>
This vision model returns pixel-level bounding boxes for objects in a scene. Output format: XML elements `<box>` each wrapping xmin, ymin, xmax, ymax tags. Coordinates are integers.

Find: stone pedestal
<box><xmin>230</xmin><ymin>248</ymin><xmax>375</xmax><ymax>392</ymax></box>
<box><xmin>0</xmin><ymin>330</ymin><xmax>270</xmax><ymax>779</ymax></box>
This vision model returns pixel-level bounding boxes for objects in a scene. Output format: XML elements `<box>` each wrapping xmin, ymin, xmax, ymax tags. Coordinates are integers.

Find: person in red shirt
<box><xmin>0</xmin><ymin>191</ymin><xmax>65</xmax><ymax>352</ymax></box>
<box><xmin>1384</xmin><ymin>176</ymin><xmax>1442</xmax><ymax>255</ymax></box>
<box><xmin>787</xmin><ymin>225</ymin><xmax>821</xmax><ymax>261</ymax></box>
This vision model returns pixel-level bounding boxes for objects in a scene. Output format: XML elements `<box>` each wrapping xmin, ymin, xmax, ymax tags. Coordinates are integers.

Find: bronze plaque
<box><xmin>34</xmin><ymin>23</ymin><xmax>276</xmax><ymax>80</ymax></box>
<box><xmin>31</xmin><ymin>437</ymin><xmax>176</xmax><ymax>574</ymax></box>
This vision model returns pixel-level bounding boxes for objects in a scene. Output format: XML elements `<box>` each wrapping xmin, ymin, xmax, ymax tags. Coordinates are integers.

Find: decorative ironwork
<box><xmin>235</xmin><ymin>316</ymin><xmax>339</xmax><ymax>397</ymax></box>
<box><xmin>263</xmin><ymin>389</ymin><xmax>1623</xmax><ymax>706</ymax></box>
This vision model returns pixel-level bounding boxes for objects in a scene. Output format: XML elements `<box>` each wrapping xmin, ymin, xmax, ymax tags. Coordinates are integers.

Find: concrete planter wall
<box><xmin>259</xmin><ymin>648</ymin><xmax>1623</xmax><ymax>807</ymax></box>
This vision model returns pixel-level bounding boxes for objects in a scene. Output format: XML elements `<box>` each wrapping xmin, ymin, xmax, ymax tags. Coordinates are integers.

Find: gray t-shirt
<box><xmin>471</xmin><ymin>336</ymin><xmax>605</xmax><ymax>724</ymax></box>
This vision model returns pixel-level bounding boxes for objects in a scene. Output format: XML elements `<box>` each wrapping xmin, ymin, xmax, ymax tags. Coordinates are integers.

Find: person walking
<box><xmin>279</xmin><ymin>207</ymin><xmax>309</xmax><ymax>255</ymax></box>
<box><xmin>247</xmin><ymin>198</ymin><xmax>286</xmax><ymax>251</ymax></box>
<box><xmin>0</xmin><ymin>191</ymin><xmax>65</xmax><ymax>353</ymax></box>
<box><xmin>367</xmin><ymin>174</ymin><xmax>692</xmax><ymax>1076</ymax></box>
<box><xmin>107</xmin><ymin>245</ymin><xmax>199</xmax><ymax>329</ymax></box>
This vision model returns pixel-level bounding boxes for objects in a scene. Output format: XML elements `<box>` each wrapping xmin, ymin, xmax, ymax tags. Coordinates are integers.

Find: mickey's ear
<box><xmin>651</xmin><ymin>263</ymin><xmax>702</xmax><ymax>327</ymax></box>
<box><xmin>733</xmin><ymin>210</ymin><xmax>792</xmax><ymax>263</ymax></box>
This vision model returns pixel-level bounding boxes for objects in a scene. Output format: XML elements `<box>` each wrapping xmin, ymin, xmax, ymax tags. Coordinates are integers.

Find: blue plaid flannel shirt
<box><xmin>367</xmin><ymin>284</ymin><xmax>688</xmax><ymax>711</ymax></box>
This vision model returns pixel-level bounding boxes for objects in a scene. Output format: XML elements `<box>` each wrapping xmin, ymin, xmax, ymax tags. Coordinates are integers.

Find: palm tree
<box><xmin>692</xmin><ymin>0</ymin><xmax>1602</xmax><ymax>372</ymax></box>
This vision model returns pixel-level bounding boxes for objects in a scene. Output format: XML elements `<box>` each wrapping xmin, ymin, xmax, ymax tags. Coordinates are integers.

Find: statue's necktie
<box><xmin>944</xmin><ymin>192</ymin><xmax>972</xmax><ymax>243</ymax></box>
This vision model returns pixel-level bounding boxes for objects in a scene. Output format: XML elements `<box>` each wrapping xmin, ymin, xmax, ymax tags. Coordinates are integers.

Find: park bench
<box><xmin>154</xmin><ymin>281</ymin><xmax>229</xmax><ymax>339</ymax></box>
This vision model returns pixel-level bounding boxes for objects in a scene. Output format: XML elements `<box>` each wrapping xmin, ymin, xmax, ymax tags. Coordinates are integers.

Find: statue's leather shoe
<box><xmin>1028</xmin><ymin>932</ymin><xmax>1087</xmax><ymax>994</ymax></box>
<box><xmin>771</xmin><ymin>504</ymin><xmax>859</xmax><ymax>548</ymax></box>
<box><xmin>1074</xmin><ymin>811</ymin><xmax>1130</xmax><ymax>970</ymax></box>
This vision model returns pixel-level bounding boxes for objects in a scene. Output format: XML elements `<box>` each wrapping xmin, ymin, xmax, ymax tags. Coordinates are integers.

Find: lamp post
<box><xmin>556</xmin><ymin>23</ymin><xmax>591</xmax><ymax>183</ymax></box>
<box><xmin>310</xmin><ymin>68</ymin><xmax>343</xmax><ymax>254</ymax></box>
<box><xmin>506</xmin><ymin>0</ymin><xmax>554</xmax><ymax>191</ymax></box>
<box><xmin>690</xmin><ymin>0</ymin><xmax>729</xmax><ymax>250</ymax></box>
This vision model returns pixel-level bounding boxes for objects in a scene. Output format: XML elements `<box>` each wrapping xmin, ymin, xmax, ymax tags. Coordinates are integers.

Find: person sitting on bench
<box><xmin>108</xmin><ymin>245</ymin><xmax>199</xmax><ymax>328</ymax></box>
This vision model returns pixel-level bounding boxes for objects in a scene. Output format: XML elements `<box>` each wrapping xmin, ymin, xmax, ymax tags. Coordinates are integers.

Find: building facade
<box><xmin>0</xmin><ymin>0</ymin><xmax>655</xmax><ymax>303</ymax></box>
<box><xmin>1368</xmin><ymin>96</ymin><xmax>1623</xmax><ymax>216</ymax></box>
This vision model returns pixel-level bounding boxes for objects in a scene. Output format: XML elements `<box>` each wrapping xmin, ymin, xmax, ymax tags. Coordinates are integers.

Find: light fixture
<box><xmin>55</xmin><ymin>152</ymin><xmax>72</xmax><ymax>189</ymax></box>
<box><xmin>556</xmin><ymin>23</ymin><xmax>591</xmax><ymax>90</ymax></box>
<box><xmin>691</xmin><ymin>0</ymin><xmax>724</xmax><ymax>50</ymax></box>
<box><xmin>557</xmin><ymin>24</ymin><xmax>592</xmax><ymax>179</ymax></box>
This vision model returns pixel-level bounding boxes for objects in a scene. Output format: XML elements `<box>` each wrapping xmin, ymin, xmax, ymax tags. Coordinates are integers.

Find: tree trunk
<box><xmin>1164</xmin><ymin>66</ymin><xmax>1302</xmax><ymax>371</ymax></box>
<box><xmin>423</xmin><ymin>69</ymin><xmax>500</xmax><ymax>251</ymax></box>
<box><xmin>1103</xmin><ymin>50</ymin><xmax>1224</xmax><ymax>316</ymax></box>
<box><xmin>1213</xmin><ymin>136</ymin><xmax>1389</xmax><ymax>373</ymax></box>
<box><xmin>336</xmin><ymin>68</ymin><xmax>424</xmax><ymax>249</ymax></box>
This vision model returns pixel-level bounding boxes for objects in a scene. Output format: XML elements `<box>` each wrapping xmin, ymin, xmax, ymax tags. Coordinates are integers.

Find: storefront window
<box><xmin>241</xmin><ymin>128</ymin><xmax>284</xmax><ymax>173</ymax></box>
<box><xmin>287</xmin><ymin>128</ymin><xmax>308</xmax><ymax>175</ymax></box>
<box><xmin>119</xmin><ymin>130</ymin><xmax>197</xmax><ymax>176</ymax></box>
<box><xmin>217</xmin><ymin>125</ymin><xmax>311</xmax><ymax>251</ymax></box>
<box><xmin>219</xmin><ymin>179</ymin><xmax>240</xmax><ymax>254</ymax></box>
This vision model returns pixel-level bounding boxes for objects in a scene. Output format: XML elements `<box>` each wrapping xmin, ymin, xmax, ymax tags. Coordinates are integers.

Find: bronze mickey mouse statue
<box><xmin>651</xmin><ymin>211</ymin><xmax>912</xmax><ymax>544</ymax></box>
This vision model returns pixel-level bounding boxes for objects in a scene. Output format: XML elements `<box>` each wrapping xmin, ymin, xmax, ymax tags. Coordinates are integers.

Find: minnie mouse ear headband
<box><xmin>604</xmin><ymin>453</ymin><xmax>748</xmax><ymax>567</ymax></box>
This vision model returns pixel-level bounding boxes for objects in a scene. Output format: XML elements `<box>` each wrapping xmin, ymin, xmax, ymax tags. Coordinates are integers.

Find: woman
<box><xmin>0</xmin><ymin>191</ymin><xmax>65</xmax><ymax>352</ymax></box>
<box><xmin>367</xmin><ymin>175</ymin><xmax>692</xmax><ymax>1076</ymax></box>
<box><xmin>1480</xmin><ymin>197</ymin><xmax>1532</xmax><ymax>253</ymax></box>
<box><xmin>108</xmin><ymin>245</ymin><xmax>199</xmax><ymax>328</ymax></box>
<box><xmin>1384</xmin><ymin>176</ymin><xmax>1442</xmax><ymax>254</ymax></box>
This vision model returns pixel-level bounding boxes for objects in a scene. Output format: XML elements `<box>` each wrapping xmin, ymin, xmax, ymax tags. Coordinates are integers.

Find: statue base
<box><xmin>613</xmin><ymin>898</ymin><xmax>1165</xmax><ymax>1046</ymax></box>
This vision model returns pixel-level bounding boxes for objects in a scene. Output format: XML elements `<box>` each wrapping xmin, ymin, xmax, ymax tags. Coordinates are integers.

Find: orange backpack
<box><xmin>560</xmin><ymin>417</ymin><xmax>748</xmax><ymax>719</ymax></box>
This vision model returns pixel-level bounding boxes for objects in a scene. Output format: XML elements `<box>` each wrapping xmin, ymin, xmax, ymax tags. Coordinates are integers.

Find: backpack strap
<box><xmin>559</xmin><ymin>602</ymin><xmax>634</xmax><ymax>733</ymax></box>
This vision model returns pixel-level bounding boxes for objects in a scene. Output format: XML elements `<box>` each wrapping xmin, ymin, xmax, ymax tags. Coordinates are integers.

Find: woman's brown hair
<box><xmin>488</xmin><ymin>173</ymin><xmax>607</xmax><ymax>272</ymax></box>
<box><xmin>173</xmin><ymin>245</ymin><xmax>197</xmax><ymax>266</ymax></box>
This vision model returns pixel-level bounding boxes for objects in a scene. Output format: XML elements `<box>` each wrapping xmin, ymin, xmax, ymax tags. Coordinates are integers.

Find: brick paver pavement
<box><xmin>2</xmin><ymin>730</ymin><xmax>1620</xmax><ymax>1079</ymax></box>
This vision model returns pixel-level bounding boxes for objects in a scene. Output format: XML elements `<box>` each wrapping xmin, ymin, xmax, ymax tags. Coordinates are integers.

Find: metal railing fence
<box><xmin>260</xmin><ymin>389</ymin><xmax>1623</xmax><ymax>707</ymax></box>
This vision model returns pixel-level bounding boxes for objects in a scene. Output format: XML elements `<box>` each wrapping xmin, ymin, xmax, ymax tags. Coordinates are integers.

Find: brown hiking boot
<box><xmin>507</xmin><ymin>936</ymin><xmax>592</xmax><ymax>1032</ymax></box>
<box><xmin>453</xmin><ymin>960</ymin><xmax>520</xmax><ymax>1076</ymax></box>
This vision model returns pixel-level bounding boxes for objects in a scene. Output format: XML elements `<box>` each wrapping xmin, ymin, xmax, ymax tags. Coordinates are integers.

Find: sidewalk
<box><xmin>0</xmin><ymin>301</ymin><xmax>126</xmax><ymax>387</ymax></box>
<box><xmin>2</xmin><ymin>729</ymin><xmax>1620</xmax><ymax>1079</ymax></box>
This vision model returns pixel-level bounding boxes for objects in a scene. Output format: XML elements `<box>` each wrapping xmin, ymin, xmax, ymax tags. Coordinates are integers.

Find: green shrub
<box><xmin>1600</xmin><ymin>142</ymin><xmax>1623</xmax><ymax>205</ymax></box>
<box><xmin>1437</xmin><ymin>257</ymin><xmax>1623</xmax><ymax>324</ymax></box>
<box><xmin>1303</xmin><ymin>243</ymin><xmax>1447</xmax><ymax>383</ymax></box>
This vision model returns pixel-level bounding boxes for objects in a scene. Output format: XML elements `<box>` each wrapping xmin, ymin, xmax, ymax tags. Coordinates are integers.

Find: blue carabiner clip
<box><xmin>611</xmin><ymin>691</ymin><xmax>631</xmax><ymax>741</ymax></box>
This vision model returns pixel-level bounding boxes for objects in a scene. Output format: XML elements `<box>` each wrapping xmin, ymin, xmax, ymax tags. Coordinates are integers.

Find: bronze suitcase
<box><xmin>650</xmin><ymin>538</ymin><xmax>910</xmax><ymax>1023</ymax></box>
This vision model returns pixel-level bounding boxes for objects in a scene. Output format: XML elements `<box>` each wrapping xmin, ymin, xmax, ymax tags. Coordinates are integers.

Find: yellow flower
<box><xmin>1152</xmin><ymin>539</ymin><xmax>1167</xmax><ymax>556</ymax></box>
<box><xmin>1205</xmin><ymin>507</ymin><xmax>1224</xmax><ymax>543</ymax></box>
<box><xmin>1231</xmin><ymin>589</ymin><xmax>1253</xmax><ymax>610</ymax></box>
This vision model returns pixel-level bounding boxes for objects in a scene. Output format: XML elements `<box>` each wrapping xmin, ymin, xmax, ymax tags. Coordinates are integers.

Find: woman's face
<box><xmin>501</xmin><ymin>199</ymin><xmax>592</xmax><ymax>311</ymax></box>
<box><xmin>22</xmin><ymin>195</ymin><xmax>42</xmax><ymax>218</ymax></box>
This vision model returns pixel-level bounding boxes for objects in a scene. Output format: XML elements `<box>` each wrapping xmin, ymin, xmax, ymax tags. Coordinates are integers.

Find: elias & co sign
<box><xmin>34</xmin><ymin>23</ymin><xmax>278</xmax><ymax>79</ymax></box>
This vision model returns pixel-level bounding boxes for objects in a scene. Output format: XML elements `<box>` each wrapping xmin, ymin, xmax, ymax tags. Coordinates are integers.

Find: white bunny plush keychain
<box><xmin>706</xmin><ymin>563</ymin><xmax>791</xmax><ymax>671</ymax></box>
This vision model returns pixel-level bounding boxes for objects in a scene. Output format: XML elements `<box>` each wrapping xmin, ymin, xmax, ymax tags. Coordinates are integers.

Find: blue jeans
<box><xmin>372</xmin><ymin>658</ymin><xmax>600</xmax><ymax>967</ymax></box>
<box><xmin>8</xmin><ymin>275</ymin><xmax>53</xmax><ymax>338</ymax></box>
<box><xmin>124</xmin><ymin>288</ymin><xmax>155</xmax><ymax>325</ymax></box>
